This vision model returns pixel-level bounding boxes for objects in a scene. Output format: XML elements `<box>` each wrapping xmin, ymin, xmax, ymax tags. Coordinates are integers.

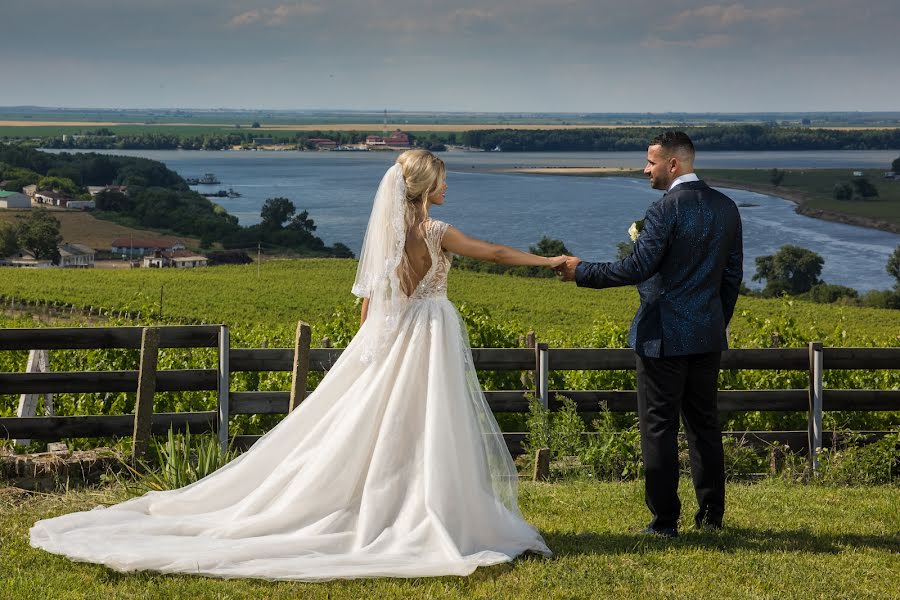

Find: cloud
<box><xmin>228</xmin><ymin>10</ymin><xmax>261</xmax><ymax>27</ymax></box>
<box><xmin>642</xmin><ymin>33</ymin><xmax>733</xmax><ymax>49</ymax></box>
<box><xmin>228</xmin><ymin>3</ymin><xmax>323</xmax><ymax>28</ymax></box>
<box><xmin>667</xmin><ymin>3</ymin><xmax>802</xmax><ymax>30</ymax></box>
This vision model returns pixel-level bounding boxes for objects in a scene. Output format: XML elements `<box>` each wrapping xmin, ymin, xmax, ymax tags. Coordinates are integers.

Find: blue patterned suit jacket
<box><xmin>575</xmin><ymin>180</ymin><xmax>743</xmax><ymax>358</ymax></box>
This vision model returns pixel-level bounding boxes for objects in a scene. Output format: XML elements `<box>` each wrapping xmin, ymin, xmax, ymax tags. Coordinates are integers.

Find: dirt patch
<box><xmin>0</xmin><ymin>447</ymin><xmax>125</xmax><ymax>492</ymax></box>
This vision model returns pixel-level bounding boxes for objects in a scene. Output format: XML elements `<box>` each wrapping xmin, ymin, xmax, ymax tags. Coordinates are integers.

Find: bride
<box><xmin>30</xmin><ymin>149</ymin><xmax>561</xmax><ymax>581</ymax></box>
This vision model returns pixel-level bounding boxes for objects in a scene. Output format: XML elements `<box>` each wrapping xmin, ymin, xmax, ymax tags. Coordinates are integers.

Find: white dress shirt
<box><xmin>667</xmin><ymin>173</ymin><xmax>700</xmax><ymax>191</ymax></box>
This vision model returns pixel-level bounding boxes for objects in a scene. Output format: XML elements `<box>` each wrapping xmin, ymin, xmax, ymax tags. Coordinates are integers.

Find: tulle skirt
<box><xmin>30</xmin><ymin>297</ymin><xmax>550</xmax><ymax>581</ymax></box>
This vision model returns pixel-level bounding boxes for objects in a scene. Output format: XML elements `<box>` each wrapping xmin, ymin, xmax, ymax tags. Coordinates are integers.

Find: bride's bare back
<box><xmin>400</xmin><ymin>224</ymin><xmax>432</xmax><ymax>296</ymax></box>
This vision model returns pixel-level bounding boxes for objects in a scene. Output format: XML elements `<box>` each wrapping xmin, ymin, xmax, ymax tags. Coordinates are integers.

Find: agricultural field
<box><xmin>0</xmin><ymin>209</ymin><xmax>200</xmax><ymax>252</ymax></box>
<box><xmin>1</xmin><ymin>261</ymin><xmax>898</xmax><ymax>437</ymax></box>
<box><xmin>1</xmin><ymin>260</ymin><xmax>899</xmax><ymax>345</ymax></box>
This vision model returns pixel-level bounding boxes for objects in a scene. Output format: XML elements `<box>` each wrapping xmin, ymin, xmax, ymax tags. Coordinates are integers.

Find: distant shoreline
<box><xmin>498</xmin><ymin>167</ymin><xmax>900</xmax><ymax>235</ymax></box>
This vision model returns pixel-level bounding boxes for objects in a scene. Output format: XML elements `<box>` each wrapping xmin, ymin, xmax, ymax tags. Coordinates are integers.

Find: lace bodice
<box><xmin>409</xmin><ymin>219</ymin><xmax>452</xmax><ymax>299</ymax></box>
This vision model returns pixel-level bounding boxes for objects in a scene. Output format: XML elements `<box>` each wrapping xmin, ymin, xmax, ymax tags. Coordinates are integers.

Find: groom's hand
<box><xmin>555</xmin><ymin>256</ymin><xmax>581</xmax><ymax>282</ymax></box>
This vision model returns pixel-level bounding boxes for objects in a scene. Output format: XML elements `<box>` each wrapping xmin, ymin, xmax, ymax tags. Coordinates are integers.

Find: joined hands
<box><xmin>549</xmin><ymin>255</ymin><xmax>581</xmax><ymax>282</ymax></box>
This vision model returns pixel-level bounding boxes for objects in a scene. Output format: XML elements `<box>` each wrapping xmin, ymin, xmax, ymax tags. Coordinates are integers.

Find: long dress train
<box><xmin>30</xmin><ymin>219</ymin><xmax>551</xmax><ymax>581</ymax></box>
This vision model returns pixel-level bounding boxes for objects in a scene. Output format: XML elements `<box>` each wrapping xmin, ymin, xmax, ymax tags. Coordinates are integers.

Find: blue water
<box><xmin>49</xmin><ymin>149</ymin><xmax>900</xmax><ymax>291</ymax></box>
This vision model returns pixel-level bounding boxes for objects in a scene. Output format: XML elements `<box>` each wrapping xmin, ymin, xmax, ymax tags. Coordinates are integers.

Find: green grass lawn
<box><xmin>704</xmin><ymin>168</ymin><xmax>900</xmax><ymax>227</ymax></box>
<box><xmin>2</xmin><ymin>479</ymin><xmax>897</xmax><ymax>599</ymax></box>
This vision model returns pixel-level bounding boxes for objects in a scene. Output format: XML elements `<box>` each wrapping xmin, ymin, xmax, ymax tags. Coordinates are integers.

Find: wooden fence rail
<box><xmin>1</xmin><ymin>324</ymin><xmax>898</xmax><ymax>469</ymax></box>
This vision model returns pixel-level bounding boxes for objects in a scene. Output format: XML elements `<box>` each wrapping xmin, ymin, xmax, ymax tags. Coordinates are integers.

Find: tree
<box><xmin>769</xmin><ymin>168</ymin><xmax>785</xmax><ymax>187</ymax></box>
<box><xmin>251</xmin><ymin>121</ymin><xmax>261</xmax><ymax>129</ymax></box>
<box><xmin>16</xmin><ymin>209</ymin><xmax>62</xmax><ymax>264</ymax></box>
<box><xmin>528</xmin><ymin>237</ymin><xmax>570</xmax><ymax>257</ymax></box>
<box><xmin>833</xmin><ymin>182</ymin><xmax>853</xmax><ymax>200</ymax></box>
<box><xmin>260</xmin><ymin>197</ymin><xmax>295</xmax><ymax>229</ymax></box>
<box><xmin>752</xmin><ymin>245</ymin><xmax>824</xmax><ymax>296</ymax></box>
<box><xmin>37</xmin><ymin>175</ymin><xmax>80</xmax><ymax>196</ymax></box>
<box><xmin>0</xmin><ymin>222</ymin><xmax>17</xmax><ymax>256</ymax></box>
<box><xmin>851</xmin><ymin>177</ymin><xmax>879</xmax><ymax>200</ymax></box>
<box><xmin>892</xmin><ymin>156</ymin><xmax>900</xmax><ymax>172</ymax></box>
<box><xmin>287</xmin><ymin>209</ymin><xmax>316</xmax><ymax>233</ymax></box>
<box><xmin>887</xmin><ymin>245</ymin><xmax>900</xmax><ymax>288</ymax></box>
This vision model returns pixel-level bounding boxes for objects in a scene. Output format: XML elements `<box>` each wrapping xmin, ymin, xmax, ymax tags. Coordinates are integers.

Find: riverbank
<box><xmin>501</xmin><ymin>167</ymin><xmax>900</xmax><ymax>235</ymax></box>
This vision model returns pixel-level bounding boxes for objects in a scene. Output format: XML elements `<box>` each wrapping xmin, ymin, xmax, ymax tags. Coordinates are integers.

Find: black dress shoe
<box><xmin>695</xmin><ymin>516</ymin><xmax>723</xmax><ymax>531</ymax></box>
<box><xmin>639</xmin><ymin>526</ymin><xmax>678</xmax><ymax>538</ymax></box>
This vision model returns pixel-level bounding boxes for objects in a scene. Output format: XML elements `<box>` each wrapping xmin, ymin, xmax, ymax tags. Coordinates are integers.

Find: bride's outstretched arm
<box><xmin>442</xmin><ymin>225</ymin><xmax>566</xmax><ymax>268</ymax></box>
<box><xmin>360</xmin><ymin>297</ymin><xmax>370</xmax><ymax>325</ymax></box>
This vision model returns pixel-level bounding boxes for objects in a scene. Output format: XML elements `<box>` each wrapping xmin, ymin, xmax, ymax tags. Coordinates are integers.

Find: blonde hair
<box><xmin>396</xmin><ymin>149</ymin><xmax>445</xmax><ymax>230</ymax></box>
<box><xmin>395</xmin><ymin>149</ymin><xmax>446</xmax><ymax>294</ymax></box>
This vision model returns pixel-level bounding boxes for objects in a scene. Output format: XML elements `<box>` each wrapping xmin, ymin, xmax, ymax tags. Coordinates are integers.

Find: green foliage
<box><xmin>116</xmin><ymin>425</ymin><xmax>240</xmax><ymax>494</ymax></box>
<box><xmin>817</xmin><ymin>431</ymin><xmax>900</xmax><ymax>485</ymax></box>
<box><xmin>892</xmin><ymin>155</ymin><xmax>900</xmax><ymax>172</ymax></box>
<box><xmin>888</xmin><ymin>245</ymin><xmax>900</xmax><ymax>288</ymax></box>
<box><xmin>260</xmin><ymin>197</ymin><xmax>296</xmax><ymax>229</ymax></box>
<box><xmin>851</xmin><ymin>176</ymin><xmax>879</xmax><ymax>200</ymax></box>
<box><xmin>462</xmin><ymin>125</ymin><xmax>900</xmax><ymax>152</ymax></box>
<box><xmin>859</xmin><ymin>289</ymin><xmax>900</xmax><ymax>309</ymax></box>
<box><xmin>522</xmin><ymin>396</ymin><xmax>585</xmax><ymax>466</ymax></box>
<box><xmin>805</xmin><ymin>283</ymin><xmax>859</xmax><ymax>304</ymax></box>
<box><xmin>833</xmin><ymin>182</ymin><xmax>853</xmax><ymax>201</ymax></box>
<box><xmin>769</xmin><ymin>168</ymin><xmax>785</xmax><ymax>187</ymax></box>
<box><xmin>0</xmin><ymin>221</ymin><xmax>17</xmax><ymax>256</ymax></box>
<box><xmin>15</xmin><ymin>208</ymin><xmax>62</xmax><ymax>263</ymax></box>
<box><xmin>753</xmin><ymin>245</ymin><xmax>824</xmax><ymax>296</ymax></box>
<box><xmin>581</xmin><ymin>409</ymin><xmax>643</xmax><ymax>481</ymax></box>
<box><xmin>37</xmin><ymin>175</ymin><xmax>80</xmax><ymax>196</ymax></box>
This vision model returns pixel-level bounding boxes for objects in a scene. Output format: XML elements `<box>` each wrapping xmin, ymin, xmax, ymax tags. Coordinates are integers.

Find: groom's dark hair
<box><xmin>650</xmin><ymin>131</ymin><xmax>695</xmax><ymax>162</ymax></box>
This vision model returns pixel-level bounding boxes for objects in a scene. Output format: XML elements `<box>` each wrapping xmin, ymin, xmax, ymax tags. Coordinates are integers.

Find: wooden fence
<box><xmin>1</xmin><ymin>324</ymin><xmax>898</xmax><ymax>471</ymax></box>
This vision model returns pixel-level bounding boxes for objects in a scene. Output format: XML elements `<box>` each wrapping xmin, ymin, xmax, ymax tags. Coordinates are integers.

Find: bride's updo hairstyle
<box><xmin>396</xmin><ymin>149</ymin><xmax>445</xmax><ymax>231</ymax></box>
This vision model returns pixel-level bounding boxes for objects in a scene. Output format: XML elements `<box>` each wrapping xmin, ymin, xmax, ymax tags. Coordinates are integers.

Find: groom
<box><xmin>556</xmin><ymin>131</ymin><xmax>743</xmax><ymax>537</ymax></box>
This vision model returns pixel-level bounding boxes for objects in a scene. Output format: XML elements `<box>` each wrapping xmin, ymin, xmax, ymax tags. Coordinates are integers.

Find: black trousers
<box><xmin>635</xmin><ymin>351</ymin><xmax>725</xmax><ymax>530</ymax></box>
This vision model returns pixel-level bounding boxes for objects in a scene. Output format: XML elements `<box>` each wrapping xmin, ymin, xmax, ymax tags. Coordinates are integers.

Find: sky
<box><xmin>1</xmin><ymin>0</ymin><xmax>898</xmax><ymax>113</ymax></box>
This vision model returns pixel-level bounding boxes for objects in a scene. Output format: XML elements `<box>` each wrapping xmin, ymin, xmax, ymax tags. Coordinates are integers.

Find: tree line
<box><xmin>461</xmin><ymin>125</ymin><xmax>900</xmax><ymax>152</ymax></box>
<box><xmin>20</xmin><ymin>124</ymin><xmax>900</xmax><ymax>153</ymax></box>
<box><xmin>32</xmin><ymin>129</ymin><xmax>447</xmax><ymax>152</ymax></box>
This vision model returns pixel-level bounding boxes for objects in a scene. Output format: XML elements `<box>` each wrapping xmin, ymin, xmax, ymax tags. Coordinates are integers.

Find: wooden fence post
<box><xmin>523</xmin><ymin>331</ymin><xmax>536</xmax><ymax>390</ymax></box>
<box><xmin>807</xmin><ymin>341</ymin><xmax>824</xmax><ymax>473</ymax></box>
<box><xmin>15</xmin><ymin>349</ymin><xmax>53</xmax><ymax>446</ymax></box>
<box><xmin>537</xmin><ymin>343</ymin><xmax>549</xmax><ymax>409</ymax></box>
<box><xmin>217</xmin><ymin>325</ymin><xmax>230</xmax><ymax>454</ymax></box>
<box><xmin>533</xmin><ymin>447</ymin><xmax>551</xmax><ymax>482</ymax></box>
<box><xmin>289</xmin><ymin>321</ymin><xmax>312</xmax><ymax>413</ymax></box>
<box><xmin>132</xmin><ymin>327</ymin><xmax>160</xmax><ymax>463</ymax></box>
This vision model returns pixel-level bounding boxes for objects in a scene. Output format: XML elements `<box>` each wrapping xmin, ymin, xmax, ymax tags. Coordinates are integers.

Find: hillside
<box><xmin>0</xmin><ymin>209</ymin><xmax>200</xmax><ymax>251</ymax></box>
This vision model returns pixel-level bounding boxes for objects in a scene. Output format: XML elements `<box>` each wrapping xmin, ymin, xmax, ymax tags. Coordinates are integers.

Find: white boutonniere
<box><xmin>628</xmin><ymin>219</ymin><xmax>645</xmax><ymax>242</ymax></box>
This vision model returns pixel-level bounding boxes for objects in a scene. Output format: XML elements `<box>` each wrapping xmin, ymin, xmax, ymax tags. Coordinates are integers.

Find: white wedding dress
<box><xmin>30</xmin><ymin>218</ymin><xmax>551</xmax><ymax>581</ymax></box>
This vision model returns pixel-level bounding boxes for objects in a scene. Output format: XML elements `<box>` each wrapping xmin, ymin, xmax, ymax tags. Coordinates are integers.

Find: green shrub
<box><xmin>116</xmin><ymin>425</ymin><xmax>240</xmax><ymax>494</ymax></box>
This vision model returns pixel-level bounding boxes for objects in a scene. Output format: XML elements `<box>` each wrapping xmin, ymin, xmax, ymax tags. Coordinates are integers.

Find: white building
<box><xmin>59</xmin><ymin>243</ymin><xmax>95</xmax><ymax>268</ymax></box>
<box><xmin>111</xmin><ymin>238</ymin><xmax>185</xmax><ymax>257</ymax></box>
<box><xmin>65</xmin><ymin>200</ymin><xmax>95</xmax><ymax>210</ymax></box>
<box><xmin>33</xmin><ymin>190</ymin><xmax>71</xmax><ymax>207</ymax></box>
<box><xmin>0</xmin><ymin>190</ymin><xmax>30</xmax><ymax>209</ymax></box>
<box><xmin>142</xmin><ymin>249</ymin><xmax>208</xmax><ymax>268</ymax></box>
